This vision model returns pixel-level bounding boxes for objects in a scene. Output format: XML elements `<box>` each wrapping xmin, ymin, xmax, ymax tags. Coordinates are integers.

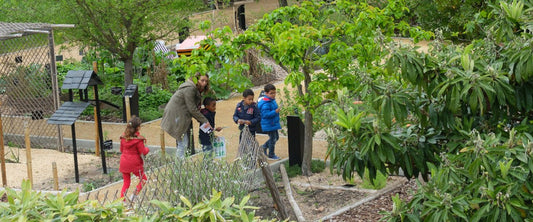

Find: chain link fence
<box><xmin>0</xmin><ymin>23</ymin><xmax>61</xmax><ymax>153</ymax></box>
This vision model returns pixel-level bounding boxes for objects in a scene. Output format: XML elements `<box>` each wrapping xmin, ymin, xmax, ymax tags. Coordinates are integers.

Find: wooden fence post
<box><xmin>93</xmin><ymin>61</ymin><xmax>100</xmax><ymax>156</ymax></box>
<box><xmin>52</xmin><ymin>162</ymin><xmax>59</xmax><ymax>191</ymax></box>
<box><xmin>25</xmin><ymin>125</ymin><xmax>33</xmax><ymax>187</ymax></box>
<box><xmin>125</xmin><ymin>96</ymin><xmax>131</xmax><ymax>122</ymax></box>
<box><xmin>258</xmin><ymin>153</ymin><xmax>289</xmax><ymax>220</ymax></box>
<box><xmin>0</xmin><ymin>109</ymin><xmax>7</xmax><ymax>187</ymax></box>
<box><xmin>160</xmin><ymin>129</ymin><xmax>166</xmax><ymax>155</ymax></box>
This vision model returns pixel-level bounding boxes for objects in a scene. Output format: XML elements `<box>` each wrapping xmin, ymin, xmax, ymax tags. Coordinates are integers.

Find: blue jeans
<box><xmin>262</xmin><ymin>130</ymin><xmax>279</xmax><ymax>157</ymax></box>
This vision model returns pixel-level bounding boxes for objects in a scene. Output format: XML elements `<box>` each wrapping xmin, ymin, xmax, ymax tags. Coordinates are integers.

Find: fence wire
<box><xmin>80</xmin><ymin>127</ymin><xmax>263</xmax><ymax>215</ymax></box>
<box><xmin>0</xmin><ymin>32</ymin><xmax>60</xmax><ymax>151</ymax></box>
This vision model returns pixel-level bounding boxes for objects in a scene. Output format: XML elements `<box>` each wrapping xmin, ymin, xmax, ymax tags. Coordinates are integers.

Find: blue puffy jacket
<box><xmin>258</xmin><ymin>96</ymin><xmax>281</xmax><ymax>132</ymax></box>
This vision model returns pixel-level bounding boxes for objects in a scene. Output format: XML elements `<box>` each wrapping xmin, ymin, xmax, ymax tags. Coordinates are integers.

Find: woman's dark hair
<box><xmin>203</xmin><ymin>97</ymin><xmax>216</xmax><ymax>107</ymax></box>
<box><xmin>264</xmin><ymin>84</ymin><xmax>276</xmax><ymax>93</ymax></box>
<box><xmin>194</xmin><ymin>72</ymin><xmax>210</xmax><ymax>93</ymax></box>
<box><xmin>124</xmin><ymin>115</ymin><xmax>142</xmax><ymax>140</ymax></box>
<box><xmin>243</xmin><ymin>89</ymin><xmax>254</xmax><ymax>97</ymax></box>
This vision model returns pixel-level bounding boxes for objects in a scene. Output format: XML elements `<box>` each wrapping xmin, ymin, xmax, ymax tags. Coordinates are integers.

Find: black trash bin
<box><xmin>287</xmin><ymin>115</ymin><xmax>304</xmax><ymax>167</ymax></box>
<box><xmin>122</xmin><ymin>84</ymin><xmax>139</xmax><ymax>122</ymax></box>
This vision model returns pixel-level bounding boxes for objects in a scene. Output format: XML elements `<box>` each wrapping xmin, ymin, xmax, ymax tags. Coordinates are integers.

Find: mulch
<box><xmin>325</xmin><ymin>179</ymin><xmax>419</xmax><ymax>221</ymax></box>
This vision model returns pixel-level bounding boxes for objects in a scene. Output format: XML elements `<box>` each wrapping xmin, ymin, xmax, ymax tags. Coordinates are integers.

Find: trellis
<box><xmin>0</xmin><ymin>22</ymin><xmax>71</xmax><ymax>150</ymax></box>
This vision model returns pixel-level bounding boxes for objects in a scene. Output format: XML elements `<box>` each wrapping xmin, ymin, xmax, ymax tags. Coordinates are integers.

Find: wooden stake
<box><xmin>52</xmin><ymin>162</ymin><xmax>59</xmax><ymax>191</ymax></box>
<box><xmin>280</xmin><ymin>164</ymin><xmax>305</xmax><ymax>222</ymax></box>
<box><xmin>160</xmin><ymin>129</ymin><xmax>166</xmax><ymax>155</ymax></box>
<box><xmin>94</xmin><ymin>93</ymin><xmax>100</xmax><ymax>157</ymax></box>
<box><xmin>125</xmin><ymin>96</ymin><xmax>131</xmax><ymax>122</ymax></box>
<box><xmin>0</xmin><ymin>109</ymin><xmax>7</xmax><ymax>187</ymax></box>
<box><xmin>93</xmin><ymin>62</ymin><xmax>100</xmax><ymax>157</ymax></box>
<box><xmin>258</xmin><ymin>152</ymin><xmax>289</xmax><ymax>220</ymax></box>
<box><xmin>25</xmin><ymin>126</ymin><xmax>33</xmax><ymax>187</ymax></box>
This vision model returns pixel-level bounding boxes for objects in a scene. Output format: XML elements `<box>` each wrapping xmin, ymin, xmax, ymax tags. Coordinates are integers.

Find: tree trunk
<box><xmin>301</xmin><ymin>109</ymin><xmax>313</xmax><ymax>176</ymax></box>
<box><xmin>279</xmin><ymin>0</ymin><xmax>288</xmax><ymax>7</ymax></box>
<box><xmin>123</xmin><ymin>57</ymin><xmax>134</xmax><ymax>87</ymax></box>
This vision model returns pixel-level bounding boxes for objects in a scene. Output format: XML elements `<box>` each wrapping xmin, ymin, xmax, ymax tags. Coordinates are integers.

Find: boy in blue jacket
<box><xmin>233</xmin><ymin>89</ymin><xmax>261</xmax><ymax>143</ymax></box>
<box><xmin>258</xmin><ymin>84</ymin><xmax>281</xmax><ymax>160</ymax></box>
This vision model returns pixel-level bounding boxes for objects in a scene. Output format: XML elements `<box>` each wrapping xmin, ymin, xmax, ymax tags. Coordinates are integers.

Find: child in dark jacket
<box><xmin>233</xmin><ymin>89</ymin><xmax>261</xmax><ymax>142</ymax></box>
<box><xmin>199</xmin><ymin>97</ymin><xmax>223</xmax><ymax>155</ymax></box>
<box><xmin>258</xmin><ymin>84</ymin><xmax>281</xmax><ymax>160</ymax></box>
<box><xmin>119</xmin><ymin>116</ymin><xmax>150</xmax><ymax>201</ymax></box>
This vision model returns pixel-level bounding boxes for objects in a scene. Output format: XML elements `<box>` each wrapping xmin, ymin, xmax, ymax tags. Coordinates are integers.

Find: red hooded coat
<box><xmin>119</xmin><ymin>132</ymin><xmax>150</xmax><ymax>174</ymax></box>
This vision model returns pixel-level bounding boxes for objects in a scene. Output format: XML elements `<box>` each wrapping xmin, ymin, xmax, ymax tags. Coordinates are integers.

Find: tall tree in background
<box><xmin>235</xmin><ymin>0</ymin><xmax>431</xmax><ymax>175</ymax></box>
<box><xmin>0</xmin><ymin>0</ymin><xmax>203</xmax><ymax>88</ymax></box>
<box><xmin>62</xmin><ymin>0</ymin><xmax>203</xmax><ymax>87</ymax></box>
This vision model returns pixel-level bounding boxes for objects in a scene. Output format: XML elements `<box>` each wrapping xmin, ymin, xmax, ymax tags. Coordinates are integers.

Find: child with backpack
<box><xmin>258</xmin><ymin>84</ymin><xmax>281</xmax><ymax>160</ymax></box>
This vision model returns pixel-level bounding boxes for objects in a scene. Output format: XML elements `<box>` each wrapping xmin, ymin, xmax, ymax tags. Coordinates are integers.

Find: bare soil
<box><xmin>248</xmin><ymin>169</ymin><xmax>413</xmax><ymax>221</ymax></box>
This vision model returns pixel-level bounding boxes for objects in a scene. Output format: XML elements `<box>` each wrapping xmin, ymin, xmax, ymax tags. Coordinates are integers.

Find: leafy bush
<box><xmin>149</xmin><ymin>190</ymin><xmax>270</xmax><ymax>221</ymax></box>
<box><xmin>383</xmin><ymin>130</ymin><xmax>533</xmax><ymax>221</ymax></box>
<box><xmin>0</xmin><ymin>180</ymin><xmax>271</xmax><ymax>221</ymax></box>
<box><xmin>283</xmin><ymin>159</ymin><xmax>325</xmax><ymax>178</ymax></box>
<box><xmin>405</xmin><ymin>0</ymin><xmax>489</xmax><ymax>41</ymax></box>
<box><xmin>0</xmin><ymin>180</ymin><xmax>137</xmax><ymax>221</ymax></box>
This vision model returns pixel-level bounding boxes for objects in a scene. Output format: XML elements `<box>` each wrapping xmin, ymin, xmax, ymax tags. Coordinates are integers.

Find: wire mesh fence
<box><xmin>80</xmin><ymin>127</ymin><xmax>263</xmax><ymax>215</ymax></box>
<box><xmin>0</xmin><ymin>27</ymin><xmax>60</xmax><ymax>151</ymax></box>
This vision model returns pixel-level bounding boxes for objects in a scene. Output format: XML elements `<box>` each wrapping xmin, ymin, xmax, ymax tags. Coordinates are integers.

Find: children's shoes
<box><xmin>268</xmin><ymin>155</ymin><xmax>280</xmax><ymax>160</ymax></box>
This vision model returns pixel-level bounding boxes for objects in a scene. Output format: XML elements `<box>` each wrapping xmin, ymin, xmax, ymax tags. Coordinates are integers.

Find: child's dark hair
<box><xmin>203</xmin><ymin>97</ymin><xmax>216</xmax><ymax>107</ymax></box>
<box><xmin>243</xmin><ymin>89</ymin><xmax>254</xmax><ymax>97</ymax></box>
<box><xmin>124</xmin><ymin>115</ymin><xmax>142</xmax><ymax>140</ymax></box>
<box><xmin>264</xmin><ymin>84</ymin><xmax>276</xmax><ymax>93</ymax></box>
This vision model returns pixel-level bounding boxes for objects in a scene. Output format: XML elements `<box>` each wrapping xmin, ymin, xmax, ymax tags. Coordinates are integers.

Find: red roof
<box><xmin>176</xmin><ymin>35</ymin><xmax>207</xmax><ymax>53</ymax></box>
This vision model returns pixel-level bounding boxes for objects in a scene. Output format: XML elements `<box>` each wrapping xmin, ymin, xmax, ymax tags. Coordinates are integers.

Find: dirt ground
<box><xmin>249</xmin><ymin>168</ymin><xmax>409</xmax><ymax>221</ymax></box>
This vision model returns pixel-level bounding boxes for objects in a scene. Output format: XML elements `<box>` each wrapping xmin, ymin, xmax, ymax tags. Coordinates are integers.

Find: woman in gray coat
<box><xmin>161</xmin><ymin>73</ymin><xmax>211</xmax><ymax>157</ymax></box>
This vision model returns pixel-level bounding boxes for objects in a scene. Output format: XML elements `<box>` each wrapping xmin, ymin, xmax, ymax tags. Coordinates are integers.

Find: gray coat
<box><xmin>161</xmin><ymin>81</ymin><xmax>208</xmax><ymax>139</ymax></box>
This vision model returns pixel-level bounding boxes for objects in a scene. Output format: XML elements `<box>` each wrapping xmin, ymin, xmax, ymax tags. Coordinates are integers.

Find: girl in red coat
<box><xmin>119</xmin><ymin>116</ymin><xmax>150</xmax><ymax>200</ymax></box>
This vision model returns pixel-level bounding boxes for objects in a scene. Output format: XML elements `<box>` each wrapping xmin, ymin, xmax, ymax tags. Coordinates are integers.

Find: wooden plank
<box><xmin>258</xmin><ymin>152</ymin><xmax>289</xmax><ymax>220</ymax></box>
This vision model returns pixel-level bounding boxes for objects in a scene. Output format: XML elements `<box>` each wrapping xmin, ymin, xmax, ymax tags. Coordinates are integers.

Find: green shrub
<box><xmin>0</xmin><ymin>180</ymin><xmax>137</xmax><ymax>221</ymax></box>
<box><xmin>360</xmin><ymin>168</ymin><xmax>387</xmax><ymax>190</ymax></box>
<box><xmin>149</xmin><ymin>190</ymin><xmax>272</xmax><ymax>221</ymax></box>
<box><xmin>283</xmin><ymin>159</ymin><xmax>326</xmax><ymax>178</ymax></box>
<box><xmin>383</xmin><ymin>130</ymin><xmax>533</xmax><ymax>221</ymax></box>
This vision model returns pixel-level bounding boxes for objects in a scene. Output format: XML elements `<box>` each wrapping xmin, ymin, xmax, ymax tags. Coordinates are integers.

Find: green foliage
<box><xmin>360</xmin><ymin>168</ymin><xmax>387</xmax><ymax>190</ymax></box>
<box><xmin>0</xmin><ymin>180</ymin><xmax>137</xmax><ymax>221</ymax></box>
<box><xmin>406</xmin><ymin>0</ymin><xmax>489</xmax><ymax>40</ymax></box>
<box><xmin>136</xmin><ymin>82</ymin><xmax>172</xmax><ymax>122</ymax></box>
<box><xmin>178</xmin><ymin>24</ymin><xmax>253</xmax><ymax>99</ymax></box>
<box><xmin>2</xmin><ymin>64</ymin><xmax>53</xmax><ymax>99</ymax></box>
<box><xmin>0</xmin><ymin>181</ymin><xmax>269</xmax><ymax>221</ymax></box>
<box><xmin>283</xmin><ymin>160</ymin><xmax>326</xmax><ymax>178</ymax></box>
<box><xmin>383</xmin><ymin>130</ymin><xmax>533</xmax><ymax>221</ymax></box>
<box><xmin>149</xmin><ymin>190</ymin><xmax>267</xmax><ymax>221</ymax></box>
<box><xmin>322</xmin><ymin>0</ymin><xmax>533</xmax><ymax>199</ymax></box>
<box><xmin>234</xmin><ymin>0</ymin><xmax>432</xmax><ymax>174</ymax></box>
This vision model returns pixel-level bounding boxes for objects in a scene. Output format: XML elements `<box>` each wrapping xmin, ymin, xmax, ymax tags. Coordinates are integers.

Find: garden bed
<box><xmin>248</xmin><ymin>167</ymin><xmax>411</xmax><ymax>221</ymax></box>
